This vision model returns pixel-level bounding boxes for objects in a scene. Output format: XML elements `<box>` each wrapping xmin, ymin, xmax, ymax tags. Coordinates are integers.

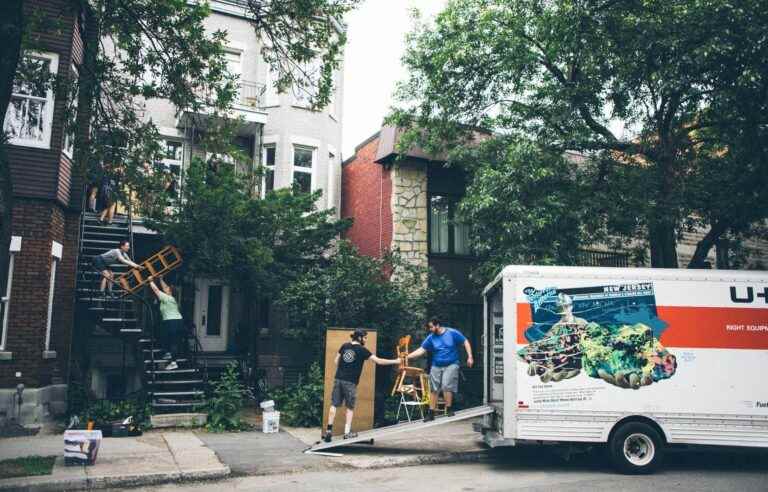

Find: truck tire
<box><xmin>608</xmin><ymin>422</ymin><xmax>664</xmax><ymax>474</ymax></box>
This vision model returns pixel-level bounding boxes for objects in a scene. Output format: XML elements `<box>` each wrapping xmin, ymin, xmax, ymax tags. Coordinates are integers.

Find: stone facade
<box><xmin>390</xmin><ymin>163</ymin><xmax>429</xmax><ymax>271</ymax></box>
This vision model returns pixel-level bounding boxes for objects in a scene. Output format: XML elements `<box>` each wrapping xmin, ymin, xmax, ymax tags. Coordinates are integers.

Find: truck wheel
<box><xmin>608</xmin><ymin>422</ymin><xmax>664</xmax><ymax>474</ymax></box>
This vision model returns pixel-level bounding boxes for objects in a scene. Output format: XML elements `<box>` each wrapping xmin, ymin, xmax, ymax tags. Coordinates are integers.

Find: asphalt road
<box><xmin>114</xmin><ymin>446</ymin><xmax>768</xmax><ymax>492</ymax></box>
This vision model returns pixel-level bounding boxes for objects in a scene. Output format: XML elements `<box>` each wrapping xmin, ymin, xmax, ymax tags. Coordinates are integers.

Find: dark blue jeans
<box><xmin>158</xmin><ymin>318</ymin><xmax>185</xmax><ymax>358</ymax></box>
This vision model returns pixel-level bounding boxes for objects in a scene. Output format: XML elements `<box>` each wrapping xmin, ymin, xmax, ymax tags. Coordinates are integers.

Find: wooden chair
<box><xmin>391</xmin><ymin>336</ymin><xmax>431</xmax><ymax>422</ymax></box>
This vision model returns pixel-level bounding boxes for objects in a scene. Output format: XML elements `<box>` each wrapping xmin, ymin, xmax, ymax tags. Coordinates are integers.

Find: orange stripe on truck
<box><xmin>516</xmin><ymin>303</ymin><xmax>768</xmax><ymax>349</ymax></box>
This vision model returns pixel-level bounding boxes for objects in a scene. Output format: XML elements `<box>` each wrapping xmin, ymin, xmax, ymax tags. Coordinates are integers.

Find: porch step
<box><xmin>149</xmin><ymin>391</ymin><xmax>205</xmax><ymax>397</ymax></box>
<box><xmin>102</xmin><ymin>318</ymin><xmax>137</xmax><ymax>323</ymax></box>
<box><xmin>146</xmin><ymin>380</ymin><xmax>204</xmax><ymax>385</ymax></box>
<box><xmin>151</xmin><ymin>402</ymin><xmax>206</xmax><ymax>410</ymax></box>
<box><xmin>150</xmin><ymin>412</ymin><xmax>207</xmax><ymax>428</ymax></box>
<box><xmin>149</xmin><ymin>368</ymin><xmax>199</xmax><ymax>375</ymax></box>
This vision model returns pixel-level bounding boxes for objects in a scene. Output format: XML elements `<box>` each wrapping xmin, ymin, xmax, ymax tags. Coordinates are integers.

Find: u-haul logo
<box><xmin>730</xmin><ymin>286</ymin><xmax>768</xmax><ymax>304</ymax></box>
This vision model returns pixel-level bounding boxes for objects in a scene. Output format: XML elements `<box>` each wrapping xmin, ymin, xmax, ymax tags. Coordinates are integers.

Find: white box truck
<box><xmin>480</xmin><ymin>265</ymin><xmax>768</xmax><ymax>473</ymax></box>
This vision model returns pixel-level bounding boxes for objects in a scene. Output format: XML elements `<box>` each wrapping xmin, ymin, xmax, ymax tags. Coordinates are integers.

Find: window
<box><xmin>328</xmin><ymin>73</ymin><xmax>338</xmax><ymax>120</ymax></box>
<box><xmin>262</xmin><ymin>145</ymin><xmax>276</xmax><ymax>196</ymax></box>
<box><xmin>3</xmin><ymin>52</ymin><xmax>59</xmax><ymax>148</ymax></box>
<box><xmin>292</xmin><ymin>60</ymin><xmax>321</xmax><ymax>109</ymax></box>
<box><xmin>161</xmin><ymin>140</ymin><xmax>183</xmax><ymax>198</ymax></box>
<box><xmin>429</xmin><ymin>194</ymin><xmax>472</xmax><ymax>256</ymax></box>
<box><xmin>292</xmin><ymin>145</ymin><xmax>314</xmax><ymax>193</ymax></box>
<box><xmin>63</xmin><ymin>65</ymin><xmax>78</xmax><ymax>158</ymax></box>
<box><xmin>263</xmin><ymin>66</ymin><xmax>280</xmax><ymax>107</ymax></box>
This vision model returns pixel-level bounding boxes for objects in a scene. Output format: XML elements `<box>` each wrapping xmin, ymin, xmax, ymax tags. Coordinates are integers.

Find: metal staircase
<box><xmin>75</xmin><ymin>210</ymin><xmax>206</xmax><ymax>414</ymax></box>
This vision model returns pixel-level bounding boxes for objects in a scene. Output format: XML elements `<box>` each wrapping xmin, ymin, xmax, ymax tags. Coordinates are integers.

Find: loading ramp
<box><xmin>305</xmin><ymin>405</ymin><xmax>494</xmax><ymax>455</ymax></box>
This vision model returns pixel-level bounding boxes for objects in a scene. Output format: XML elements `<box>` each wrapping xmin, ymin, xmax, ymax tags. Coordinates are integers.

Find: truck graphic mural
<box><xmin>517</xmin><ymin>283</ymin><xmax>677</xmax><ymax>389</ymax></box>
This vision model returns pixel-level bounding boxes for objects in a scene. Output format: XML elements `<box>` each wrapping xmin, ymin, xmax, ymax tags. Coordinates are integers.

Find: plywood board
<box><xmin>322</xmin><ymin>328</ymin><xmax>377</xmax><ymax>436</ymax></box>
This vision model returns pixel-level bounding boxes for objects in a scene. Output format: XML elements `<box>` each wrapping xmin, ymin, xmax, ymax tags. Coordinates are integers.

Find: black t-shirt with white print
<box><xmin>334</xmin><ymin>342</ymin><xmax>372</xmax><ymax>385</ymax></box>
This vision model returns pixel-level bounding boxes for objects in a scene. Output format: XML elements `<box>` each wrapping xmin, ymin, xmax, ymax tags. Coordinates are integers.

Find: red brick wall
<box><xmin>341</xmin><ymin>137</ymin><xmax>393</xmax><ymax>258</ymax></box>
<box><xmin>0</xmin><ymin>199</ymin><xmax>75</xmax><ymax>388</ymax></box>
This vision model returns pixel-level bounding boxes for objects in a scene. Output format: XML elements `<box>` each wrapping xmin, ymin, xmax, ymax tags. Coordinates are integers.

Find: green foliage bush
<box><xmin>206</xmin><ymin>363</ymin><xmax>250</xmax><ymax>432</ymax></box>
<box><xmin>77</xmin><ymin>396</ymin><xmax>152</xmax><ymax>430</ymax></box>
<box><xmin>267</xmin><ymin>363</ymin><xmax>324</xmax><ymax>427</ymax></box>
<box><xmin>278</xmin><ymin>240</ymin><xmax>455</xmax><ymax>353</ymax></box>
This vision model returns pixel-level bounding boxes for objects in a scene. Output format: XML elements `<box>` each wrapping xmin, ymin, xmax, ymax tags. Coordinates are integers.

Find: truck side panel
<box><xmin>506</xmin><ymin>268</ymin><xmax>768</xmax><ymax>448</ymax></box>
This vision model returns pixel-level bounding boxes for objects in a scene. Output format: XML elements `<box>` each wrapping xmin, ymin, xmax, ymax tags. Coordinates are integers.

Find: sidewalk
<box><xmin>0</xmin><ymin>432</ymin><xmax>229</xmax><ymax>491</ymax></box>
<box><xmin>0</xmin><ymin>418</ymin><xmax>489</xmax><ymax>490</ymax></box>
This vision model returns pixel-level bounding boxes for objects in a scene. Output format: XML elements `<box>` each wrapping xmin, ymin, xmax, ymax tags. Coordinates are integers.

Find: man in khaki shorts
<box><xmin>323</xmin><ymin>329</ymin><xmax>400</xmax><ymax>442</ymax></box>
<box><xmin>406</xmin><ymin>318</ymin><xmax>473</xmax><ymax>420</ymax></box>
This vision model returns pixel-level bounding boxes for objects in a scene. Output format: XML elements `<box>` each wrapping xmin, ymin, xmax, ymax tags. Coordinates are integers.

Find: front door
<box><xmin>194</xmin><ymin>279</ymin><xmax>230</xmax><ymax>352</ymax></box>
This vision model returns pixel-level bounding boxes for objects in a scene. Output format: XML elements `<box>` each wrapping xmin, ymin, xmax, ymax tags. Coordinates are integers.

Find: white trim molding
<box><xmin>1</xmin><ymin>236</ymin><xmax>22</xmax><ymax>356</ymax></box>
<box><xmin>43</xmin><ymin>240</ymin><xmax>62</xmax><ymax>357</ymax></box>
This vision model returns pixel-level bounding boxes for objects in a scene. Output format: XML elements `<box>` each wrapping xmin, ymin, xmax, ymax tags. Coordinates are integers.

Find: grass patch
<box><xmin>0</xmin><ymin>456</ymin><xmax>56</xmax><ymax>480</ymax></box>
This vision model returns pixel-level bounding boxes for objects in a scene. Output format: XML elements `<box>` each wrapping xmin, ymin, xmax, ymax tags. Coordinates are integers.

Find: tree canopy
<box><xmin>278</xmin><ymin>240</ymin><xmax>455</xmax><ymax>351</ymax></box>
<box><xmin>390</xmin><ymin>0</ymin><xmax>768</xmax><ymax>271</ymax></box>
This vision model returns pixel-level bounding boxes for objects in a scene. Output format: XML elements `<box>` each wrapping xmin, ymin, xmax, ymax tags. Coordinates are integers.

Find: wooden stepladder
<box><xmin>391</xmin><ymin>335</ymin><xmax>431</xmax><ymax>422</ymax></box>
<box><xmin>116</xmin><ymin>245</ymin><xmax>182</xmax><ymax>295</ymax></box>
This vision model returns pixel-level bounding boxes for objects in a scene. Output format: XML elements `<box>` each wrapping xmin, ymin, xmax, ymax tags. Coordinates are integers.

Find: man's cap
<box><xmin>351</xmin><ymin>329</ymin><xmax>367</xmax><ymax>339</ymax></box>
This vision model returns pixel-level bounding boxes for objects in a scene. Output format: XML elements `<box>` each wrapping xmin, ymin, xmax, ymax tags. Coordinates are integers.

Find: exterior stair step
<box><xmin>149</xmin><ymin>391</ymin><xmax>205</xmax><ymax>397</ymax></box>
<box><xmin>146</xmin><ymin>379</ymin><xmax>204</xmax><ymax>385</ymax></box>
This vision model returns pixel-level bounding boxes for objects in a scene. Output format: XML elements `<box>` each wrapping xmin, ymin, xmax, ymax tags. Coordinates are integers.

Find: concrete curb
<box><xmin>0</xmin><ymin>465</ymin><xmax>230</xmax><ymax>491</ymax></box>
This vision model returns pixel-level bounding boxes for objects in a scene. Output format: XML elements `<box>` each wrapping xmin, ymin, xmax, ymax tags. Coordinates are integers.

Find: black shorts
<box><xmin>331</xmin><ymin>379</ymin><xmax>358</xmax><ymax>409</ymax></box>
<box><xmin>92</xmin><ymin>255</ymin><xmax>107</xmax><ymax>271</ymax></box>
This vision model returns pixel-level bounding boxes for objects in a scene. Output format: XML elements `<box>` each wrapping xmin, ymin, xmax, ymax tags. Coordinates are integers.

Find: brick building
<box><xmin>342</xmin><ymin>126</ymin><xmax>485</xmax><ymax>403</ymax></box>
<box><xmin>1</xmin><ymin>0</ymin><xmax>88</xmax><ymax>425</ymax></box>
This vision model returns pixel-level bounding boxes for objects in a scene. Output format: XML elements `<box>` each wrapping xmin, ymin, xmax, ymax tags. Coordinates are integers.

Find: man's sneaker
<box><xmin>343</xmin><ymin>432</ymin><xmax>358</xmax><ymax>440</ymax></box>
<box><xmin>322</xmin><ymin>432</ymin><xmax>332</xmax><ymax>443</ymax></box>
<box><xmin>423</xmin><ymin>412</ymin><xmax>435</xmax><ymax>422</ymax></box>
<box><xmin>165</xmin><ymin>361</ymin><xmax>178</xmax><ymax>371</ymax></box>
<box><xmin>445</xmin><ymin>408</ymin><xmax>456</xmax><ymax>417</ymax></box>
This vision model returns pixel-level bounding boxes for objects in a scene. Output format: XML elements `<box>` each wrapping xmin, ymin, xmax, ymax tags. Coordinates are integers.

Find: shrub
<box><xmin>267</xmin><ymin>362</ymin><xmax>324</xmax><ymax>427</ymax></box>
<box><xmin>76</xmin><ymin>396</ymin><xmax>152</xmax><ymax>430</ymax></box>
<box><xmin>206</xmin><ymin>363</ymin><xmax>250</xmax><ymax>432</ymax></box>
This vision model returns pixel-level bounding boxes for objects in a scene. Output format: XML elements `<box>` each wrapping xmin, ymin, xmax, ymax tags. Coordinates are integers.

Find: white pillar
<box><xmin>0</xmin><ymin>236</ymin><xmax>22</xmax><ymax>353</ymax></box>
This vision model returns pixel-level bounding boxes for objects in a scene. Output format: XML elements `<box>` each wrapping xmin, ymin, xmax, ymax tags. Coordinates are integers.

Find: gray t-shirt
<box><xmin>99</xmin><ymin>248</ymin><xmax>129</xmax><ymax>265</ymax></box>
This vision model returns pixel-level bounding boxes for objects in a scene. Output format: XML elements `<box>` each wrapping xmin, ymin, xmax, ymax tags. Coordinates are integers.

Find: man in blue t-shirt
<box><xmin>406</xmin><ymin>318</ymin><xmax>473</xmax><ymax>421</ymax></box>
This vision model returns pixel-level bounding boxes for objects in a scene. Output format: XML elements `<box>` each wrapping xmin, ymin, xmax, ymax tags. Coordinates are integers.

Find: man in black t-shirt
<box><xmin>324</xmin><ymin>329</ymin><xmax>400</xmax><ymax>442</ymax></box>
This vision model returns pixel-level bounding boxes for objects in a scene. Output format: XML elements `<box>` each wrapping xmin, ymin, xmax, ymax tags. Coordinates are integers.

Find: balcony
<box><xmin>178</xmin><ymin>79</ymin><xmax>268</xmax><ymax>132</ymax></box>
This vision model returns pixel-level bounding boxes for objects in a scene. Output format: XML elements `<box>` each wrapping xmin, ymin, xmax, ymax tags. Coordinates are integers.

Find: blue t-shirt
<box><xmin>421</xmin><ymin>327</ymin><xmax>467</xmax><ymax>367</ymax></box>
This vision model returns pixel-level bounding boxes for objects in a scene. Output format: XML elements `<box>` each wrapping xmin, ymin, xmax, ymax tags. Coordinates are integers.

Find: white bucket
<box><xmin>262</xmin><ymin>411</ymin><xmax>280</xmax><ymax>433</ymax></box>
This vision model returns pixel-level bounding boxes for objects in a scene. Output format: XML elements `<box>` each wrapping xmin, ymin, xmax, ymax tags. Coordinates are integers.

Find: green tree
<box><xmin>277</xmin><ymin>240</ymin><xmax>455</xmax><ymax>352</ymax></box>
<box><xmin>390</xmin><ymin>0</ymin><xmax>768</xmax><ymax>270</ymax></box>
<box><xmin>0</xmin><ymin>0</ymin><xmax>360</xmax><ymax>289</ymax></box>
<box><xmin>147</xmin><ymin>157</ymin><xmax>350</xmax><ymax>298</ymax></box>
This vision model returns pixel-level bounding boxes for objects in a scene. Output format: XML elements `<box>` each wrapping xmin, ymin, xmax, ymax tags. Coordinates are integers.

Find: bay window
<box><xmin>262</xmin><ymin>144</ymin><xmax>276</xmax><ymax>196</ymax></box>
<box><xmin>3</xmin><ymin>52</ymin><xmax>59</xmax><ymax>148</ymax></box>
<box><xmin>292</xmin><ymin>145</ymin><xmax>314</xmax><ymax>193</ymax></box>
<box><xmin>429</xmin><ymin>194</ymin><xmax>472</xmax><ymax>256</ymax></box>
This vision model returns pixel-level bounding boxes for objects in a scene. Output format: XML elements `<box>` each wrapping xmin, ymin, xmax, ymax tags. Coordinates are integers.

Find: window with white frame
<box><xmin>3</xmin><ymin>52</ymin><xmax>59</xmax><ymax>148</ymax></box>
<box><xmin>161</xmin><ymin>139</ymin><xmax>183</xmax><ymax>198</ymax></box>
<box><xmin>261</xmin><ymin>144</ymin><xmax>276</xmax><ymax>196</ymax></box>
<box><xmin>292</xmin><ymin>145</ymin><xmax>314</xmax><ymax>193</ymax></box>
<box><xmin>328</xmin><ymin>73</ymin><xmax>338</xmax><ymax>120</ymax></box>
<box><xmin>63</xmin><ymin>65</ymin><xmax>78</xmax><ymax>158</ymax></box>
<box><xmin>292</xmin><ymin>60</ymin><xmax>321</xmax><ymax>109</ymax></box>
<box><xmin>263</xmin><ymin>66</ymin><xmax>280</xmax><ymax>107</ymax></box>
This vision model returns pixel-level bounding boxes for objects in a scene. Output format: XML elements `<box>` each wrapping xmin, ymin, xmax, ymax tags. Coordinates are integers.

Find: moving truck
<box><xmin>479</xmin><ymin>265</ymin><xmax>768</xmax><ymax>473</ymax></box>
